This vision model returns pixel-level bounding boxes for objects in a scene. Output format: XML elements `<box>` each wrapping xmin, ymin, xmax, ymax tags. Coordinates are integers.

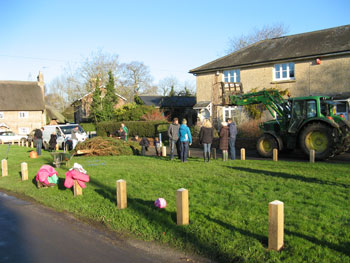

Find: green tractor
<box><xmin>229</xmin><ymin>90</ymin><xmax>350</xmax><ymax>160</ymax></box>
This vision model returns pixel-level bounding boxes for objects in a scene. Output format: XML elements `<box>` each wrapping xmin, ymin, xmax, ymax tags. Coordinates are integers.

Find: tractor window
<box><xmin>320</xmin><ymin>100</ymin><xmax>329</xmax><ymax>116</ymax></box>
<box><xmin>306</xmin><ymin>100</ymin><xmax>317</xmax><ymax>118</ymax></box>
<box><xmin>292</xmin><ymin>101</ymin><xmax>304</xmax><ymax>118</ymax></box>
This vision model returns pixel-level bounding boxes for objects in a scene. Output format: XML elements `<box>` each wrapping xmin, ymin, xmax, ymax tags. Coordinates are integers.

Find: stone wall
<box><xmin>1</xmin><ymin>111</ymin><xmax>44</xmax><ymax>134</ymax></box>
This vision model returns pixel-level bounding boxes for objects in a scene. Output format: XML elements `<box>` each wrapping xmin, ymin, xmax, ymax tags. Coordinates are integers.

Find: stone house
<box><xmin>0</xmin><ymin>72</ymin><xmax>46</xmax><ymax>134</ymax></box>
<box><xmin>189</xmin><ymin>25</ymin><xmax>350</xmax><ymax>125</ymax></box>
<box><xmin>72</xmin><ymin>87</ymin><xmax>127</xmax><ymax>123</ymax></box>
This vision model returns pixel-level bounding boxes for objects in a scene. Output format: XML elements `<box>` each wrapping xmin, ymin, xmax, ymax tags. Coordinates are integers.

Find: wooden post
<box><xmin>188</xmin><ymin>149</ymin><xmax>191</xmax><ymax>158</ymax></box>
<box><xmin>212</xmin><ymin>148</ymin><xmax>216</xmax><ymax>160</ymax></box>
<box><xmin>116</xmin><ymin>179</ymin><xmax>127</xmax><ymax>209</ymax></box>
<box><xmin>176</xmin><ymin>188</ymin><xmax>189</xmax><ymax>225</ymax></box>
<box><xmin>21</xmin><ymin>162</ymin><xmax>28</xmax><ymax>181</ymax></box>
<box><xmin>37</xmin><ymin>180</ymin><xmax>44</xmax><ymax>188</ymax></box>
<box><xmin>31</xmin><ymin>141</ymin><xmax>34</xmax><ymax>148</ymax></box>
<box><xmin>1</xmin><ymin>140</ymin><xmax>3</xmax><ymax>145</ymax></box>
<box><xmin>273</xmin><ymin>149</ymin><xmax>278</xmax><ymax>162</ymax></box>
<box><xmin>12</xmin><ymin>140</ymin><xmax>14</xmax><ymax>145</ymax></box>
<box><xmin>268</xmin><ymin>200</ymin><xmax>284</xmax><ymax>251</ymax></box>
<box><xmin>310</xmin><ymin>149</ymin><xmax>315</xmax><ymax>163</ymax></box>
<box><xmin>17</xmin><ymin>140</ymin><xmax>20</xmax><ymax>146</ymax></box>
<box><xmin>74</xmin><ymin>180</ymin><xmax>83</xmax><ymax>196</ymax></box>
<box><xmin>1</xmin><ymin>159</ymin><xmax>8</xmax><ymax>177</ymax></box>
<box><xmin>26</xmin><ymin>141</ymin><xmax>29</xmax><ymax>147</ymax></box>
<box><xmin>162</xmin><ymin>146</ymin><xmax>166</xmax><ymax>157</ymax></box>
<box><xmin>56</xmin><ymin>144</ymin><xmax>59</xmax><ymax>151</ymax></box>
<box><xmin>241</xmin><ymin>148</ymin><xmax>246</xmax><ymax>160</ymax></box>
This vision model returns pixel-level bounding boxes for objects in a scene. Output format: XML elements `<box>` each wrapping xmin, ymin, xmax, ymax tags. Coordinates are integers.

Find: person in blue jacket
<box><xmin>178</xmin><ymin>119</ymin><xmax>192</xmax><ymax>162</ymax></box>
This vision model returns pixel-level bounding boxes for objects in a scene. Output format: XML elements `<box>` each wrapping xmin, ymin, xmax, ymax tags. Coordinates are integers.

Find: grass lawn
<box><xmin>0</xmin><ymin>145</ymin><xmax>349</xmax><ymax>263</ymax></box>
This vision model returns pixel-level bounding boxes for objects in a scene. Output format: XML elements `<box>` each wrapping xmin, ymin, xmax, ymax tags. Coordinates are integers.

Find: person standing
<box><xmin>71</xmin><ymin>126</ymin><xmax>80</xmax><ymax>150</ymax></box>
<box><xmin>168</xmin><ymin>118</ymin><xmax>180</xmax><ymax>160</ymax></box>
<box><xmin>139</xmin><ymin>136</ymin><xmax>150</xmax><ymax>156</ymax></box>
<box><xmin>121</xmin><ymin>123</ymin><xmax>128</xmax><ymax>141</ymax></box>
<box><xmin>227</xmin><ymin>118</ymin><xmax>237</xmax><ymax>160</ymax></box>
<box><xmin>34</xmin><ymin>127</ymin><xmax>43</xmax><ymax>156</ymax></box>
<box><xmin>49</xmin><ymin>132</ymin><xmax>57</xmax><ymax>152</ymax></box>
<box><xmin>178</xmin><ymin>119</ymin><xmax>192</xmax><ymax>162</ymax></box>
<box><xmin>199</xmin><ymin>119</ymin><xmax>214</xmax><ymax>162</ymax></box>
<box><xmin>219</xmin><ymin>122</ymin><xmax>229</xmax><ymax>161</ymax></box>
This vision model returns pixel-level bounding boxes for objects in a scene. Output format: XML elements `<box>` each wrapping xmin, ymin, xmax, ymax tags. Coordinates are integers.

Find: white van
<box><xmin>43</xmin><ymin>124</ymin><xmax>88</xmax><ymax>150</ymax></box>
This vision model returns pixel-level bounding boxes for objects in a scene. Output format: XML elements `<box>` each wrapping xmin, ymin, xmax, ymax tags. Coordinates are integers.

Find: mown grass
<box><xmin>0</xmin><ymin>145</ymin><xmax>349</xmax><ymax>263</ymax></box>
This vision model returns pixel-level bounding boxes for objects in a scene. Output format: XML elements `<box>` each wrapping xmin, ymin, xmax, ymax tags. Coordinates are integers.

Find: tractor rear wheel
<box><xmin>299</xmin><ymin>122</ymin><xmax>336</xmax><ymax>160</ymax></box>
<box><xmin>256</xmin><ymin>134</ymin><xmax>278</xmax><ymax>158</ymax></box>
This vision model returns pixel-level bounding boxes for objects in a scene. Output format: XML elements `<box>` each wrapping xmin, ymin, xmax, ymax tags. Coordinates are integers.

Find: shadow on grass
<box><xmin>227</xmin><ymin>166</ymin><xmax>350</xmax><ymax>188</ymax></box>
<box><xmin>202</xmin><ymin>213</ymin><xmax>268</xmax><ymax>246</ymax></box>
<box><xmin>89</xmin><ymin>177</ymin><xmax>241</xmax><ymax>263</ymax></box>
<box><xmin>285</xmin><ymin>229</ymin><xmax>350</xmax><ymax>257</ymax></box>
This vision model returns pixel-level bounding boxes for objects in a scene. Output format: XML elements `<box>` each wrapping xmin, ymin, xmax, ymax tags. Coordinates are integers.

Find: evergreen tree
<box><xmin>168</xmin><ymin>85</ymin><xmax>176</xmax><ymax>96</ymax></box>
<box><xmin>90</xmin><ymin>79</ymin><xmax>103</xmax><ymax>123</ymax></box>
<box><xmin>103</xmin><ymin>71</ymin><xmax>119</xmax><ymax>121</ymax></box>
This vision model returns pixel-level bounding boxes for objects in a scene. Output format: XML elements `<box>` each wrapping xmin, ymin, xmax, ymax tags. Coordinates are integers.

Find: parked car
<box><xmin>0</xmin><ymin>131</ymin><xmax>27</xmax><ymax>144</ymax></box>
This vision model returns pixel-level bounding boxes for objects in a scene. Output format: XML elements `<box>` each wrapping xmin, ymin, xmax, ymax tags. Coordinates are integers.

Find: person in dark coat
<box><xmin>227</xmin><ymin>118</ymin><xmax>237</xmax><ymax>160</ymax></box>
<box><xmin>118</xmin><ymin>127</ymin><xmax>126</xmax><ymax>141</ymax></box>
<box><xmin>219</xmin><ymin>122</ymin><xmax>229</xmax><ymax>161</ymax></box>
<box><xmin>34</xmin><ymin>127</ymin><xmax>43</xmax><ymax>156</ymax></box>
<box><xmin>199</xmin><ymin>119</ymin><xmax>214</xmax><ymax>162</ymax></box>
<box><xmin>49</xmin><ymin>132</ymin><xmax>57</xmax><ymax>151</ymax></box>
<box><xmin>139</xmin><ymin>136</ymin><xmax>150</xmax><ymax>156</ymax></box>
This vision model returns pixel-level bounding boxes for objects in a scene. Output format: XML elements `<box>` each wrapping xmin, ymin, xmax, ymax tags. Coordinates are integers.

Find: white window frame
<box><xmin>18</xmin><ymin>111</ymin><xmax>28</xmax><ymax>119</ymax></box>
<box><xmin>222</xmin><ymin>106</ymin><xmax>237</xmax><ymax>122</ymax></box>
<box><xmin>223</xmin><ymin>69</ymin><xmax>240</xmax><ymax>82</ymax></box>
<box><xmin>0</xmin><ymin>112</ymin><xmax>3</xmax><ymax>119</ymax></box>
<box><xmin>18</xmin><ymin>127</ymin><xmax>30</xmax><ymax>135</ymax></box>
<box><xmin>273</xmin><ymin>62</ymin><xmax>295</xmax><ymax>81</ymax></box>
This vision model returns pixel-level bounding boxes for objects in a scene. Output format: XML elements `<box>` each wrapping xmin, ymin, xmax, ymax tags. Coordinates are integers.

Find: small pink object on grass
<box><xmin>154</xmin><ymin>198</ymin><xmax>167</xmax><ymax>208</ymax></box>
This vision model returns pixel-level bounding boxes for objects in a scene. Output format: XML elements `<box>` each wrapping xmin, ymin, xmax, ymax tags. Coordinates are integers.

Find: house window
<box><xmin>18</xmin><ymin>127</ymin><xmax>29</xmax><ymax>135</ymax></box>
<box><xmin>274</xmin><ymin>63</ymin><xmax>294</xmax><ymax>80</ymax></box>
<box><xmin>0</xmin><ymin>112</ymin><xmax>3</xmax><ymax>119</ymax></box>
<box><xmin>223</xmin><ymin>69</ymin><xmax>240</xmax><ymax>82</ymax></box>
<box><xmin>222</xmin><ymin>106</ymin><xmax>239</xmax><ymax>122</ymax></box>
<box><xmin>19</xmin><ymin>112</ymin><xmax>28</xmax><ymax>118</ymax></box>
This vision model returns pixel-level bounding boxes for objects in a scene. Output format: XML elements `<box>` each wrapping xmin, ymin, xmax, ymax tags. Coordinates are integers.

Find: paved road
<box><xmin>0</xmin><ymin>192</ymin><xmax>204</xmax><ymax>263</ymax></box>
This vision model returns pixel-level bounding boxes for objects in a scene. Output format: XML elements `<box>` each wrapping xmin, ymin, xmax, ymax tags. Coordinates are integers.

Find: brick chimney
<box><xmin>37</xmin><ymin>71</ymin><xmax>45</xmax><ymax>97</ymax></box>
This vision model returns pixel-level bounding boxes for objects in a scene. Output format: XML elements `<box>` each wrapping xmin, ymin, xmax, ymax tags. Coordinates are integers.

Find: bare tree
<box><xmin>120</xmin><ymin>61</ymin><xmax>153</xmax><ymax>96</ymax></box>
<box><xmin>79</xmin><ymin>49</ymin><xmax>120</xmax><ymax>90</ymax></box>
<box><xmin>226</xmin><ymin>23</ymin><xmax>289</xmax><ymax>54</ymax></box>
<box><xmin>158</xmin><ymin>76</ymin><xmax>180</xmax><ymax>96</ymax></box>
<box><xmin>45</xmin><ymin>93</ymin><xmax>67</xmax><ymax>112</ymax></box>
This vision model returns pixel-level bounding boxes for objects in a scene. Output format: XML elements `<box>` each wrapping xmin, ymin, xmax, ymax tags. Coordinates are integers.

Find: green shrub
<box><xmin>80</xmin><ymin>122</ymin><xmax>96</xmax><ymax>132</ymax></box>
<box><xmin>114</xmin><ymin>103</ymin><xmax>155</xmax><ymax>121</ymax></box>
<box><xmin>96</xmin><ymin>121</ymin><xmax>169</xmax><ymax>138</ymax></box>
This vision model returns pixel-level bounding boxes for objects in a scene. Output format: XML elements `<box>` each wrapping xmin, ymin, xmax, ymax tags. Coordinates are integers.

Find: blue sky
<box><xmin>0</xmin><ymin>0</ymin><xmax>349</xmax><ymax>89</ymax></box>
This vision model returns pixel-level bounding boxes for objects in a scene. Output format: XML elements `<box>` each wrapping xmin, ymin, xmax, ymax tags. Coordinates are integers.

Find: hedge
<box><xmin>96</xmin><ymin>121</ymin><xmax>169</xmax><ymax>138</ymax></box>
<box><xmin>80</xmin><ymin>122</ymin><xmax>97</xmax><ymax>132</ymax></box>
